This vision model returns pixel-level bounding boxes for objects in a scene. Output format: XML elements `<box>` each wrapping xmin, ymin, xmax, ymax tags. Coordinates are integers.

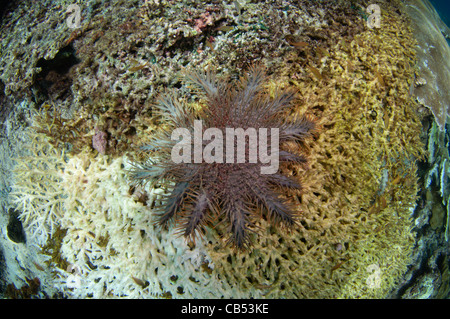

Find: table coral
<box><xmin>4</xmin><ymin>0</ymin><xmax>437</xmax><ymax>299</ymax></box>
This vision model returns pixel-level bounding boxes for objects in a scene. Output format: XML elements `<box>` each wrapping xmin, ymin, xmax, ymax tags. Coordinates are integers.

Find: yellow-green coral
<box><xmin>203</xmin><ymin>7</ymin><xmax>425</xmax><ymax>298</ymax></box>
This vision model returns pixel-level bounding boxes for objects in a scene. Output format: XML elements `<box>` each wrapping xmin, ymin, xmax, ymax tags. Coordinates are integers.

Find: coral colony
<box><xmin>4</xmin><ymin>0</ymin><xmax>448</xmax><ymax>299</ymax></box>
<box><xmin>129</xmin><ymin>66</ymin><xmax>316</xmax><ymax>249</ymax></box>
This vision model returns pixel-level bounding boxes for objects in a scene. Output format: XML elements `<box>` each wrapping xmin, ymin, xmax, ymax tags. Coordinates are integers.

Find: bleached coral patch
<box><xmin>11</xmin><ymin>132</ymin><xmax>226</xmax><ymax>298</ymax></box>
<box><xmin>11</xmin><ymin>133</ymin><xmax>66</xmax><ymax>247</ymax></box>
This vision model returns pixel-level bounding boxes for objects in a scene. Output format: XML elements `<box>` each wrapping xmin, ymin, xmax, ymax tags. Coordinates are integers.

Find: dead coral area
<box><xmin>204</xmin><ymin>4</ymin><xmax>426</xmax><ymax>298</ymax></box>
<box><xmin>0</xmin><ymin>0</ymin><xmax>377</xmax><ymax>161</ymax></box>
<box><xmin>71</xmin><ymin>0</ymin><xmax>377</xmax><ymax>159</ymax></box>
<box><xmin>0</xmin><ymin>0</ymin><xmax>77</xmax><ymax>98</ymax></box>
<box><xmin>0</xmin><ymin>0</ymin><xmax>328</xmax><ymax>161</ymax></box>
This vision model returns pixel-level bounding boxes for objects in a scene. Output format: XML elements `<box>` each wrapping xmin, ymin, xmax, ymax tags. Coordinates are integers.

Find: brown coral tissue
<box><xmin>129</xmin><ymin>66</ymin><xmax>316</xmax><ymax>249</ymax></box>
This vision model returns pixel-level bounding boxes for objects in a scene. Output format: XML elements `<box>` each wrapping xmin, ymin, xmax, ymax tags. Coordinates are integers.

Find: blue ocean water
<box><xmin>429</xmin><ymin>0</ymin><xmax>450</xmax><ymax>43</ymax></box>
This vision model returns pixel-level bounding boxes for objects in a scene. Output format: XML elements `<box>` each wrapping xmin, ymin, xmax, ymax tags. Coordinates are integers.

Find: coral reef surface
<box><xmin>0</xmin><ymin>0</ymin><xmax>449</xmax><ymax>299</ymax></box>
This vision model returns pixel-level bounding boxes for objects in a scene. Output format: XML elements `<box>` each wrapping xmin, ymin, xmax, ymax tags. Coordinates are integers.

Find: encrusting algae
<box><xmin>8</xmin><ymin>1</ymin><xmax>428</xmax><ymax>298</ymax></box>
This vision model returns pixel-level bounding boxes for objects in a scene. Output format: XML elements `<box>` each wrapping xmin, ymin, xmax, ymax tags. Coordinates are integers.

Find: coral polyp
<box><xmin>129</xmin><ymin>66</ymin><xmax>315</xmax><ymax>249</ymax></box>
